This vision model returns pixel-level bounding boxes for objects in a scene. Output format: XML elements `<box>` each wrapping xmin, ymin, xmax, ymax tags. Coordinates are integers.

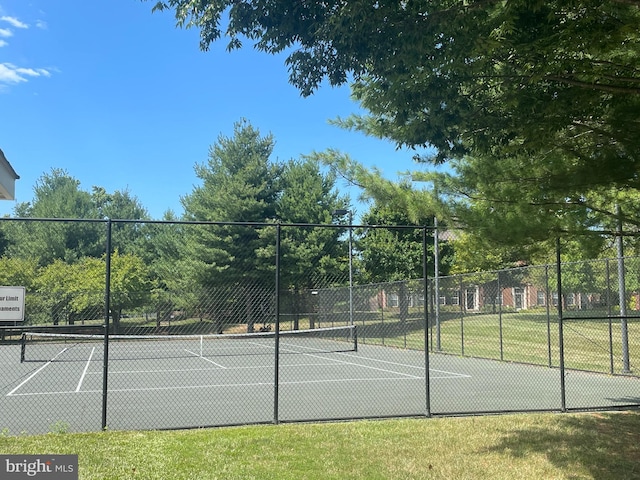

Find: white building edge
<box><xmin>0</xmin><ymin>149</ymin><xmax>19</xmax><ymax>201</ymax></box>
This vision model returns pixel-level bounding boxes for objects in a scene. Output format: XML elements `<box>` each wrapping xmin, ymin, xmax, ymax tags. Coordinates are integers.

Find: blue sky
<box><xmin>0</xmin><ymin>0</ymin><xmax>425</xmax><ymax>220</ymax></box>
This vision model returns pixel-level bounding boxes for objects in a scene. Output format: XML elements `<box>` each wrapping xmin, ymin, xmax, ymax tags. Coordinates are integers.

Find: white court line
<box><xmin>89</xmin><ymin>366</ymin><xmax>229</xmax><ymax>375</ymax></box>
<box><xmin>8</xmin><ymin>375</ymin><xmax>429</xmax><ymax>397</ymax></box>
<box><xmin>6</xmin><ymin>348</ymin><xmax>69</xmax><ymax>396</ymax></box>
<box><xmin>241</xmin><ymin>340</ymin><xmax>470</xmax><ymax>379</ymax></box>
<box><xmin>89</xmin><ymin>362</ymin><xmax>470</xmax><ymax>378</ymax></box>
<box><xmin>272</xmin><ymin>341</ymin><xmax>467</xmax><ymax>376</ymax></box>
<box><xmin>184</xmin><ymin>349</ymin><xmax>228</xmax><ymax>369</ymax></box>
<box><xmin>9</xmin><ymin>343</ymin><xmax>470</xmax><ymax>397</ymax></box>
<box><xmin>430</xmin><ymin>368</ymin><xmax>471</xmax><ymax>378</ymax></box>
<box><xmin>246</xmin><ymin>340</ymin><xmax>423</xmax><ymax>379</ymax></box>
<box><xmin>276</xmin><ymin>344</ymin><xmax>422</xmax><ymax>379</ymax></box>
<box><xmin>76</xmin><ymin>347</ymin><xmax>95</xmax><ymax>392</ymax></box>
<box><xmin>90</xmin><ymin>361</ymin><xmax>354</xmax><ymax>376</ymax></box>
<box><xmin>330</xmin><ymin>351</ymin><xmax>471</xmax><ymax>378</ymax></box>
<box><xmin>143</xmin><ymin>338</ymin><xmax>466</xmax><ymax>380</ymax></box>
<box><xmin>8</xmin><ymin>367</ymin><xmax>469</xmax><ymax>398</ymax></box>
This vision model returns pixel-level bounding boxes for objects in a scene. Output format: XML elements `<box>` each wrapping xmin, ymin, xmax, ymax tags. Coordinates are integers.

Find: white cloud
<box><xmin>1</xmin><ymin>16</ymin><xmax>28</xmax><ymax>29</ymax></box>
<box><xmin>0</xmin><ymin>12</ymin><xmax>53</xmax><ymax>90</ymax></box>
<box><xmin>0</xmin><ymin>63</ymin><xmax>51</xmax><ymax>85</ymax></box>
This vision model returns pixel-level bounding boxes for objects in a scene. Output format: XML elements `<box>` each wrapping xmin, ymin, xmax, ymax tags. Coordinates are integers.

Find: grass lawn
<box><xmin>357</xmin><ymin>311</ymin><xmax>638</xmax><ymax>375</ymax></box>
<box><xmin>1</xmin><ymin>412</ymin><xmax>639</xmax><ymax>479</ymax></box>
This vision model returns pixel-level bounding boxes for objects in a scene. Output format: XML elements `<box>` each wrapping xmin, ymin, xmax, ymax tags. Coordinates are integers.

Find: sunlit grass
<box><xmin>1</xmin><ymin>412</ymin><xmax>638</xmax><ymax>479</ymax></box>
<box><xmin>357</xmin><ymin>310</ymin><xmax>638</xmax><ymax>375</ymax></box>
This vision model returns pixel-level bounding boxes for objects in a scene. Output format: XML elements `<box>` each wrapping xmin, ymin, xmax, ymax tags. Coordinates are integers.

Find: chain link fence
<box><xmin>0</xmin><ymin>219</ymin><xmax>638</xmax><ymax>434</ymax></box>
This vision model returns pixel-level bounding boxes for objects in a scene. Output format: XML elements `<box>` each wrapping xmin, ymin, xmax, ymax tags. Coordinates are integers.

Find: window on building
<box><xmin>388</xmin><ymin>293</ymin><xmax>399</xmax><ymax>307</ymax></box>
<box><xmin>514</xmin><ymin>287</ymin><xmax>524</xmax><ymax>309</ymax></box>
<box><xmin>465</xmin><ymin>289</ymin><xmax>476</xmax><ymax>310</ymax></box>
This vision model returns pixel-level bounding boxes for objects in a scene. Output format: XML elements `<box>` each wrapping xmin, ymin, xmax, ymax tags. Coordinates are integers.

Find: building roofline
<box><xmin>0</xmin><ymin>149</ymin><xmax>20</xmax><ymax>180</ymax></box>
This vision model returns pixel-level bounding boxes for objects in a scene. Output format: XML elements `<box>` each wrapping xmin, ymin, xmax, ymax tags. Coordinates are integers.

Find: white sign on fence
<box><xmin>0</xmin><ymin>286</ymin><xmax>25</xmax><ymax>322</ymax></box>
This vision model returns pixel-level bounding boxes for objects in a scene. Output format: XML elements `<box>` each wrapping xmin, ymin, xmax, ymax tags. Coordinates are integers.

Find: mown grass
<box><xmin>1</xmin><ymin>412</ymin><xmax>639</xmax><ymax>479</ymax></box>
<box><xmin>357</xmin><ymin>310</ymin><xmax>638</xmax><ymax>375</ymax></box>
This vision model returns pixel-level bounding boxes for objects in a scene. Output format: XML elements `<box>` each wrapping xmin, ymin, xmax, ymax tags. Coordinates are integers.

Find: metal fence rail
<box><xmin>0</xmin><ymin>218</ymin><xmax>637</xmax><ymax>434</ymax></box>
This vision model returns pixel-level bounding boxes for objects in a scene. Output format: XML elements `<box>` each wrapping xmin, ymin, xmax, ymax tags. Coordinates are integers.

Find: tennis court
<box><xmin>1</xmin><ymin>326</ymin><xmax>638</xmax><ymax>434</ymax></box>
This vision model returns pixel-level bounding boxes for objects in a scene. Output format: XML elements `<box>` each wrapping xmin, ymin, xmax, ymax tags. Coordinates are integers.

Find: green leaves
<box><xmin>150</xmin><ymin>2</ymin><xmax>640</xmax><ymax>257</ymax></box>
<box><xmin>33</xmin><ymin>252</ymin><xmax>154</xmax><ymax>320</ymax></box>
<box><xmin>180</xmin><ymin>120</ymin><xmax>349</xmax><ymax>290</ymax></box>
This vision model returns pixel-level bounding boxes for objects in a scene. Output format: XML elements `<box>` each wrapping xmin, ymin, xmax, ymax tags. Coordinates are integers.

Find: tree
<box><xmin>2</xmin><ymin>169</ymin><xmax>103</xmax><ymax>264</ymax></box>
<box><xmin>181</xmin><ymin>121</ymin><xmax>352</xmax><ymax>331</ymax></box>
<box><xmin>354</xmin><ymin>202</ymin><xmax>447</xmax><ymax>330</ymax></box>
<box><xmin>133</xmin><ymin>211</ymin><xmax>196</xmax><ymax>325</ymax></box>
<box><xmin>358</xmin><ymin>203</ymin><xmax>443</xmax><ymax>284</ymax></box>
<box><xmin>152</xmin><ymin>1</ymin><xmax>640</xmax><ymax>177</ymax></box>
<box><xmin>273</xmin><ymin>158</ymin><xmax>349</xmax><ymax>288</ymax></box>
<box><xmin>0</xmin><ymin>256</ymin><xmax>39</xmax><ymax>288</ymax></box>
<box><xmin>91</xmin><ymin>187</ymin><xmax>150</xmax><ymax>256</ymax></box>
<box><xmin>421</xmin><ymin>152</ymin><xmax>640</xmax><ymax>268</ymax></box>
<box><xmin>92</xmin><ymin>187</ymin><xmax>148</xmax><ymax>222</ymax></box>
<box><xmin>309</xmin><ymin>149</ymin><xmax>441</xmax><ymax>222</ymax></box>
<box><xmin>181</xmin><ymin>120</ymin><xmax>283</xmax><ymax>331</ymax></box>
<box><xmin>181</xmin><ymin>119</ymin><xmax>281</xmax><ymax>278</ymax></box>
<box><xmin>16</xmin><ymin>169</ymin><xmax>98</xmax><ymax>219</ymax></box>
<box><xmin>1</xmin><ymin>171</ymin><xmax>153</xmax><ymax>267</ymax></box>
<box><xmin>183</xmin><ymin>120</ymin><xmax>281</xmax><ymax>224</ymax></box>
<box><xmin>263</xmin><ymin>158</ymin><xmax>350</xmax><ymax>329</ymax></box>
<box><xmin>35</xmin><ymin>259</ymin><xmax>80</xmax><ymax>325</ymax></box>
<box><xmin>34</xmin><ymin>252</ymin><xmax>153</xmax><ymax>330</ymax></box>
<box><xmin>107</xmin><ymin>252</ymin><xmax>155</xmax><ymax>333</ymax></box>
<box><xmin>447</xmin><ymin>231</ymin><xmax>548</xmax><ymax>274</ymax></box>
<box><xmin>312</xmin><ymin>144</ymin><xmax>638</xmax><ymax>271</ymax></box>
<box><xmin>152</xmin><ymin>1</ymin><xmax>640</xmax><ymax>268</ymax></box>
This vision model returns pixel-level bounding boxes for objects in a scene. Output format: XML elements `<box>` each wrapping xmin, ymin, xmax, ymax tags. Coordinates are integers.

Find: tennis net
<box><xmin>20</xmin><ymin>325</ymin><xmax>357</xmax><ymax>363</ymax></box>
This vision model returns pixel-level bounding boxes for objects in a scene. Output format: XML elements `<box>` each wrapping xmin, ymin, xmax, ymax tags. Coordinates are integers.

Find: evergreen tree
<box><xmin>180</xmin><ymin>120</ymin><xmax>282</xmax><ymax>331</ymax></box>
<box><xmin>2</xmin><ymin>169</ymin><xmax>103</xmax><ymax>264</ymax></box>
<box><xmin>180</xmin><ymin>121</ymin><xmax>351</xmax><ymax>331</ymax></box>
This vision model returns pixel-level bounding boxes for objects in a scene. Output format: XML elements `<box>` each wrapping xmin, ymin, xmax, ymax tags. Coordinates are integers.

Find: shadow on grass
<box><xmin>483</xmin><ymin>412</ymin><xmax>640</xmax><ymax>479</ymax></box>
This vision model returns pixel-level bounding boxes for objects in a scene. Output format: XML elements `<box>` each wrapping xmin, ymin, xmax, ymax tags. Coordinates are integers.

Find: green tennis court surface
<box><xmin>1</xmin><ymin>332</ymin><xmax>638</xmax><ymax>434</ymax></box>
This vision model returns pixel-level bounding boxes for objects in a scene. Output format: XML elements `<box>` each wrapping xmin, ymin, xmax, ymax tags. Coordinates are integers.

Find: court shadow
<box><xmin>606</xmin><ymin>396</ymin><xmax>640</xmax><ymax>404</ymax></box>
<box><xmin>482</xmin><ymin>412</ymin><xmax>640</xmax><ymax>478</ymax></box>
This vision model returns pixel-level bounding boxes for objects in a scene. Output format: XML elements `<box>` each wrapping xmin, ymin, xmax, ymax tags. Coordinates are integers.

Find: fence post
<box><xmin>434</xmin><ymin>217</ymin><xmax>441</xmax><ymax>351</ymax></box>
<box><xmin>460</xmin><ymin>276</ymin><xmax>465</xmax><ymax>356</ymax></box>
<box><xmin>616</xmin><ymin>205</ymin><xmax>631</xmax><ymax>373</ymax></box>
<box><xmin>556</xmin><ymin>238</ymin><xmax>567</xmax><ymax>412</ymax></box>
<box><xmin>273</xmin><ymin>223</ymin><xmax>281</xmax><ymax>424</ymax></box>
<box><xmin>428</xmin><ymin>278</ymin><xmax>433</xmax><ymax>351</ymax></box>
<box><xmin>545</xmin><ymin>265</ymin><xmax>552</xmax><ymax>367</ymax></box>
<box><xmin>101</xmin><ymin>218</ymin><xmax>112</xmax><ymax>431</ymax></box>
<box><xmin>606</xmin><ymin>259</ymin><xmax>614</xmax><ymax>375</ymax></box>
<box><xmin>498</xmin><ymin>270</ymin><xmax>503</xmax><ymax>361</ymax></box>
<box><xmin>378</xmin><ymin>288</ymin><xmax>382</xmax><ymax>345</ymax></box>
<box><xmin>423</xmin><ymin>227</ymin><xmax>431</xmax><ymax>417</ymax></box>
